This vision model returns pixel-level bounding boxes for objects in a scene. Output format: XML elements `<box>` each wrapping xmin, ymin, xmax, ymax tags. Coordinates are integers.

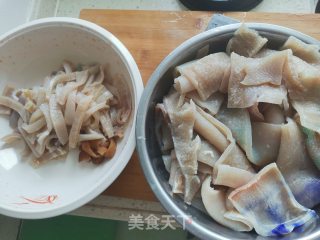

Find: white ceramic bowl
<box><xmin>0</xmin><ymin>17</ymin><xmax>143</xmax><ymax>219</ymax></box>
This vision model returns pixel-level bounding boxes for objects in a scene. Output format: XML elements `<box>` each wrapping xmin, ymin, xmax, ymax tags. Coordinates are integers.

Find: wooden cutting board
<box><xmin>80</xmin><ymin>9</ymin><xmax>320</xmax><ymax>202</ymax></box>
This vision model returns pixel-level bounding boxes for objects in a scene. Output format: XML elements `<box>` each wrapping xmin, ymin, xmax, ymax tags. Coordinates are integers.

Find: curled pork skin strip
<box><xmin>64</xmin><ymin>90</ymin><xmax>77</xmax><ymax>126</ymax></box>
<box><xmin>0</xmin><ymin>61</ymin><xmax>129</xmax><ymax>164</ymax></box>
<box><xmin>47</xmin><ymin>72</ymin><xmax>76</xmax><ymax>95</ymax></box>
<box><xmin>0</xmin><ymin>96</ymin><xmax>28</xmax><ymax>122</ymax></box>
<box><xmin>201</xmin><ymin>176</ymin><xmax>253</xmax><ymax>232</ymax></box>
<box><xmin>79</xmin><ymin>132</ymin><xmax>106</xmax><ymax>142</ymax></box>
<box><xmin>69</xmin><ymin>95</ymin><xmax>93</xmax><ymax>148</ymax></box>
<box><xmin>39</xmin><ymin>103</ymin><xmax>53</xmax><ymax>132</ymax></box>
<box><xmin>194</xmin><ymin>105</ymin><xmax>255</xmax><ymax>187</ymax></box>
<box><xmin>213</xmin><ymin>165</ymin><xmax>255</xmax><ymax>188</ymax></box>
<box><xmin>22</xmin><ymin>117</ymin><xmax>46</xmax><ymax>134</ymax></box>
<box><xmin>29</xmin><ymin>109</ymin><xmax>44</xmax><ymax>123</ymax></box>
<box><xmin>194</xmin><ymin>106</ymin><xmax>230</xmax><ymax>153</ymax></box>
<box><xmin>49</xmin><ymin>94</ymin><xmax>68</xmax><ymax>145</ymax></box>
<box><xmin>174</xmin><ymin>52</ymin><xmax>230</xmax><ymax>100</ymax></box>
<box><xmin>57</xmin><ymin>70</ymin><xmax>88</xmax><ymax>105</ymax></box>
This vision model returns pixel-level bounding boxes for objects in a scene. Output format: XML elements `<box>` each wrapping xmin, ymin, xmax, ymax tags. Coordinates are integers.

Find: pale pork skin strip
<box><xmin>194</xmin><ymin>109</ymin><xmax>228</xmax><ymax>153</ymax></box>
<box><xmin>79</xmin><ymin>131</ymin><xmax>105</xmax><ymax>142</ymax></box>
<box><xmin>49</xmin><ymin>94</ymin><xmax>68</xmax><ymax>145</ymax></box>
<box><xmin>1</xmin><ymin>132</ymin><xmax>21</xmax><ymax>144</ymax></box>
<box><xmin>69</xmin><ymin>94</ymin><xmax>93</xmax><ymax>148</ymax></box>
<box><xmin>155</xmin><ymin>103</ymin><xmax>174</xmax><ymax>154</ymax></box>
<box><xmin>29</xmin><ymin>109</ymin><xmax>43</xmax><ymax>123</ymax></box>
<box><xmin>0</xmin><ymin>96</ymin><xmax>28</xmax><ymax>122</ymax></box>
<box><xmin>47</xmin><ymin>72</ymin><xmax>76</xmax><ymax>95</ymax></box>
<box><xmin>226</xmin><ymin>24</ymin><xmax>267</xmax><ymax>57</ymax></box>
<box><xmin>64</xmin><ymin>90</ymin><xmax>77</xmax><ymax>126</ymax></box>
<box><xmin>0</xmin><ymin>61</ymin><xmax>131</xmax><ymax>165</ymax></box>
<box><xmin>174</xmin><ymin>53</ymin><xmax>230</xmax><ymax>100</ymax></box>
<box><xmin>57</xmin><ymin>71</ymin><xmax>88</xmax><ymax>105</ymax></box>
<box><xmin>17</xmin><ymin>118</ymin><xmax>41</xmax><ymax>158</ymax></box>
<box><xmin>22</xmin><ymin>117</ymin><xmax>46</xmax><ymax>134</ymax></box>
<box><xmin>84</xmin><ymin>102</ymin><xmax>108</xmax><ymax>122</ymax></box>
<box><xmin>214</xmin><ymin>165</ymin><xmax>255</xmax><ymax>188</ymax></box>
<box><xmin>156</xmin><ymin>25</ymin><xmax>320</xmax><ymax>237</ymax></box>
<box><xmin>39</xmin><ymin>103</ymin><xmax>53</xmax><ymax>132</ymax></box>
<box><xmin>0</xmin><ymin>106</ymin><xmax>11</xmax><ymax>115</ymax></box>
<box><xmin>201</xmin><ymin>176</ymin><xmax>253</xmax><ymax>232</ymax></box>
<box><xmin>100</xmin><ymin>112</ymin><xmax>114</xmax><ymax>138</ymax></box>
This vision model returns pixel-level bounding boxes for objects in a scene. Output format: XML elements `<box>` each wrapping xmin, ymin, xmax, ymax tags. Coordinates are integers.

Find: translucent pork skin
<box><xmin>157</xmin><ymin>25</ymin><xmax>320</xmax><ymax>237</ymax></box>
<box><xmin>0</xmin><ymin>62</ymin><xmax>130</xmax><ymax>165</ymax></box>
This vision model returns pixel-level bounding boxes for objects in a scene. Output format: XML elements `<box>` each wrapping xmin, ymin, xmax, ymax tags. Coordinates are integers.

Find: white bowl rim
<box><xmin>0</xmin><ymin>17</ymin><xmax>144</xmax><ymax>219</ymax></box>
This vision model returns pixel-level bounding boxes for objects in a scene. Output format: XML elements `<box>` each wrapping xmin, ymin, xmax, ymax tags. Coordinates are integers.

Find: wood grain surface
<box><xmin>80</xmin><ymin>9</ymin><xmax>320</xmax><ymax>202</ymax></box>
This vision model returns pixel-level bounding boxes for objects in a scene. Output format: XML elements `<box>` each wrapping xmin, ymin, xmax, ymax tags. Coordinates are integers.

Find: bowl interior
<box><xmin>141</xmin><ymin>25</ymin><xmax>320</xmax><ymax>240</ymax></box>
<box><xmin>0</xmin><ymin>19</ymin><xmax>138</xmax><ymax>218</ymax></box>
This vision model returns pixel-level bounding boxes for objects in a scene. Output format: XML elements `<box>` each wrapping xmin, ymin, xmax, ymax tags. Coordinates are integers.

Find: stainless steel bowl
<box><xmin>136</xmin><ymin>23</ymin><xmax>320</xmax><ymax>240</ymax></box>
